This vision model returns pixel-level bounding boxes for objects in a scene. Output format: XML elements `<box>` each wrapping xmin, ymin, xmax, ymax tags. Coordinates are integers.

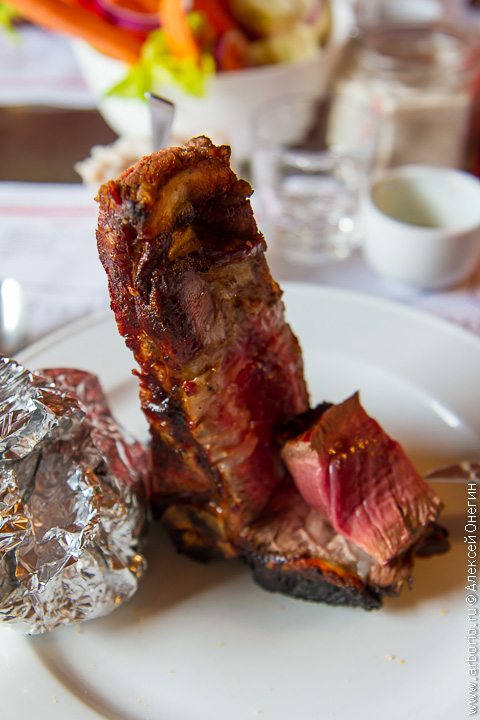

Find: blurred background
<box><xmin>2</xmin><ymin>0</ymin><xmax>479</xmax><ymax>178</ymax></box>
<box><xmin>0</xmin><ymin>0</ymin><xmax>480</xmax><ymax>349</ymax></box>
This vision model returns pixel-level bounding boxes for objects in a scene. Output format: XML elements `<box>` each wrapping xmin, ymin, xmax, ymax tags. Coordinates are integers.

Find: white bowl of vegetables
<box><xmin>69</xmin><ymin>0</ymin><xmax>353</xmax><ymax>163</ymax></box>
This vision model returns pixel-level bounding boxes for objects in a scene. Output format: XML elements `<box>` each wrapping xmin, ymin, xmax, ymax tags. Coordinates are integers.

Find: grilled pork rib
<box><xmin>96</xmin><ymin>137</ymin><xmax>447</xmax><ymax>609</ymax></box>
<box><xmin>96</xmin><ymin>136</ymin><xmax>309</xmax><ymax>556</ymax></box>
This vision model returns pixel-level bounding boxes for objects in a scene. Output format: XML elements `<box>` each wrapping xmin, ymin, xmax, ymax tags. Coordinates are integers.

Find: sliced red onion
<box><xmin>92</xmin><ymin>0</ymin><xmax>160</xmax><ymax>33</ymax></box>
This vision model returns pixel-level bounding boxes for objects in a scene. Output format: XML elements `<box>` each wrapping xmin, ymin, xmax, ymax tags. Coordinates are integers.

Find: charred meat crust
<box><xmin>414</xmin><ymin>523</ymin><xmax>449</xmax><ymax>557</ymax></box>
<box><xmin>243</xmin><ymin>554</ymin><xmax>383</xmax><ymax>610</ymax></box>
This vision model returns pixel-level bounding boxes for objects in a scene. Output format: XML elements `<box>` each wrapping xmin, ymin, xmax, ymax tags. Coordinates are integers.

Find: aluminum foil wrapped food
<box><xmin>0</xmin><ymin>357</ymin><xmax>149</xmax><ymax>634</ymax></box>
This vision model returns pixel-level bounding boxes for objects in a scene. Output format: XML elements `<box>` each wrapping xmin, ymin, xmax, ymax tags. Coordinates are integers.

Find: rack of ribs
<box><xmin>96</xmin><ymin>137</ymin><xmax>448</xmax><ymax>610</ymax></box>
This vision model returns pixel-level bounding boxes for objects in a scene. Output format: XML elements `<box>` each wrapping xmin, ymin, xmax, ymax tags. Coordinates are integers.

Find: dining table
<box><xmin>1</xmin><ymin>18</ymin><xmax>480</xmax><ymax>720</ymax></box>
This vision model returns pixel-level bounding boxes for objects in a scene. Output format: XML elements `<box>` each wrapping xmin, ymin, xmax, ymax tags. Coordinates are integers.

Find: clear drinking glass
<box><xmin>350</xmin><ymin>0</ymin><xmax>479</xmax><ymax>169</ymax></box>
<box><xmin>252</xmin><ymin>94</ymin><xmax>378</xmax><ymax>266</ymax></box>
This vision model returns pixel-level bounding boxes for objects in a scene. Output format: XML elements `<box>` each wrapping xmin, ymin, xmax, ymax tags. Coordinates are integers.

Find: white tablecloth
<box><xmin>0</xmin><ymin>183</ymin><xmax>108</xmax><ymax>345</ymax></box>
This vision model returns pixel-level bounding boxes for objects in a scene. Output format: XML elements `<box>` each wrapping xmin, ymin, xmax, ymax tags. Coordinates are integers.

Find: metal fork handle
<box><xmin>146</xmin><ymin>93</ymin><xmax>175</xmax><ymax>151</ymax></box>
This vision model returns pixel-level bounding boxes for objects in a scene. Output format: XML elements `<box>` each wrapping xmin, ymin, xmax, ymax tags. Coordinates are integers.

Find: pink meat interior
<box><xmin>281</xmin><ymin>393</ymin><xmax>442</xmax><ymax>565</ymax></box>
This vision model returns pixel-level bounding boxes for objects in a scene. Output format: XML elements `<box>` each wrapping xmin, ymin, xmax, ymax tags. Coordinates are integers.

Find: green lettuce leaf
<box><xmin>0</xmin><ymin>2</ymin><xmax>21</xmax><ymax>36</ymax></box>
<box><xmin>106</xmin><ymin>13</ymin><xmax>215</xmax><ymax>101</ymax></box>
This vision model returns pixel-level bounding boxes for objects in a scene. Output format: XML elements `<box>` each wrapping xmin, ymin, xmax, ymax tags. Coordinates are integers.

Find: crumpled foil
<box><xmin>0</xmin><ymin>357</ymin><xmax>149</xmax><ymax>634</ymax></box>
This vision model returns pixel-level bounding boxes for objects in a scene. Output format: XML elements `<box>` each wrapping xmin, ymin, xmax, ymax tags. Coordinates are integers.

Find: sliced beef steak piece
<box><xmin>281</xmin><ymin>393</ymin><xmax>443</xmax><ymax>565</ymax></box>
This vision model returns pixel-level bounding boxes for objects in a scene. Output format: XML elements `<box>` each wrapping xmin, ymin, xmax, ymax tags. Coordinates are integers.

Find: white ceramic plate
<box><xmin>2</xmin><ymin>283</ymin><xmax>478</xmax><ymax>720</ymax></box>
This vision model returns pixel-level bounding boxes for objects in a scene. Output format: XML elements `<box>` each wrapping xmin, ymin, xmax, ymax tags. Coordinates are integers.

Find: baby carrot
<box><xmin>160</xmin><ymin>0</ymin><xmax>199</xmax><ymax>61</ymax></box>
<box><xmin>7</xmin><ymin>0</ymin><xmax>144</xmax><ymax>64</ymax></box>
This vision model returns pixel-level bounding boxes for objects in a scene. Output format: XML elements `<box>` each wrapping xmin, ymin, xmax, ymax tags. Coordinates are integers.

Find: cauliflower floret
<box><xmin>230</xmin><ymin>0</ymin><xmax>322</xmax><ymax>37</ymax></box>
<box><xmin>247</xmin><ymin>23</ymin><xmax>321</xmax><ymax>65</ymax></box>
